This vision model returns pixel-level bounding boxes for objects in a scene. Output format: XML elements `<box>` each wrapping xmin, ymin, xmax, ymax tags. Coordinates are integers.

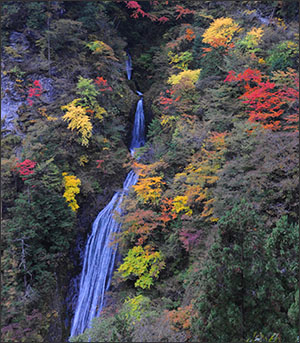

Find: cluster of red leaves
<box><xmin>14</xmin><ymin>159</ymin><xmax>37</xmax><ymax>180</ymax></box>
<box><xmin>202</xmin><ymin>40</ymin><xmax>234</xmax><ymax>57</ymax></box>
<box><xmin>225</xmin><ymin>69</ymin><xmax>299</xmax><ymax>131</ymax></box>
<box><xmin>126</xmin><ymin>1</ymin><xmax>157</xmax><ymax>21</ymax></box>
<box><xmin>94</xmin><ymin>77</ymin><xmax>112</xmax><ymax>92</ymax></box>
<box><xmin>185</xmin><ymin>28</ymin><xmax>196</xmax><ymax>41</ymax></box>
<box><xmin>175</xmin><ymin>5</ymin><xmax>195</xmax><ymax>20</ymax></box>
<box><xmin>125</xmin><ymin>1</ymin><xmax>194</xmax><ymax>22</ymax></box>
<box><xmin>166</xmin><ymin>25</ymin><xmax>196</xmax><ymax>50</ymax></box>
<box><xmin>86</xmin><ymin>108</ymin><xmax>95</xmax><ymax>115</ymax></box>
<box><xmin>159</xmin><ymin>89</ymin><xmax>181</xmax><ymax>111</ymax></box>
<box><xmin>157</xmin><ymin>198</ymin><xmax>177</xmax><ymax>229</ymax></box>
<box><xmin>123</xmin><ymin>209</ymin><xmax>158</xmax><ymax>245</ymax></box>
<box><xmin>157</xmin><ymin>16</ymin><xmax>170</xmax><ymax>23</ymax></box>
<box><xmin>96</xmin><ymin>159</ymin><xmax>104</xmax><ymax>168</ymax></box>
<box><xmin>27</xmin><ymin>80</ymin><xmax>42</xmax><ymax>106</ymax></box>
<box><xmin>164</xmin><ymin>304</ymin><xmax>197</xmax><ymax>338</ymax></box>
<box><xmin>224</xmin><ymin>68</ymin><xmax>262</xmax><ymax>85</ymax></box>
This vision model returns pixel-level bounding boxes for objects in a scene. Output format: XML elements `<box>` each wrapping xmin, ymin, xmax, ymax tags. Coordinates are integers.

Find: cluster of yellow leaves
<box><xmin>123</xmin><ymin>295</ymin><xmax>150</xmax><ymax>322</ymax></box>
<box><xmin>93</xmin><ymin>105</ymin><xmax>107</xmax><ymax>121</ymax></box>
<box><xmin>79</xmin><ymin>155</ymin><xmax>89</xmax><ymax>166</ymax></box>
<box><xmin>62</xmin><ymin>99</ymin><xmax>92</xmax><ymax>146</ymax></box>
<box><xmin>242</xmin><ymin>9</ymin><xmax>256</xmax><ymax>15</ymax></box>
<box><xmin>167</xmin><ymin>69</ymin><xmax>201</xmax><ymax>86</ymax></box>
<box><xmin>174</xmin><ymin>132</ymin><xmax>227</xmax><ymax>222</ymax></box>
<box><xmin>172</xmin><ymin>196</ymin><xmax>192</xmax><ymax>216</ymax></box>
<box><xmin>271</xmin><ymin>68</ymin><xmax>298</xmax><ymax>87</ymax></box>
<box><xmin>62</xmin><ymin>172</ymin><xmax>81</xmax><ymax>212</ymax></box>
<box><xmin>133</xmin><ymin>176</ymin><xmax>165</xmax><ymax>204</ymax></box>
<box><xmin>247</xmin><ymin>27</ymin><xmax>264</xmax><ymax>44</ymax></box>
<box><xmin>4</xmin><ymin>46</ymin><xmax>22</xmax><ymax>58</ymax></box>
<box><xmin>133</xmin><ymin>161</ymin><xmax>167</xmax><ymax>204</ymax></box>
<box><xmin>240</xmin><ymin>27</ymin><xmax>264</xmax><ymax>50</ymax></box>
<box><xmin>38</xmin><ymin>107</ymin><xmax>57</xmax><ymax>121</ymax></box>
<box><xmin>133</xmin><ymin>160</ymin><xmax>168</xmax><ymax>177</ymax></box>
<box><xmin>286</xmin><ymin>41</ymin><xmax>298</xmax><ymax>52</ymax></box>
<box><xmin>202</xmin><ymin>17</ymin><xmax>240</xmax><ymax>48</ymax></box>
<box><xmin>161</xmin><ymin>114</ymin><xmax>177</xmax><ymax>127</ymax></box>
<box><xmin>118</xmin><ymin>245</ymin><xmax>165</xmax><ymax>289</ymax></box>
<box><xmin>86</xmin><ymin>40</ymin><xmax>118</xmax><ymax>61</ymax></box>
<box><xmin>168</xmin><ymin>51</ymin><xmax>193</xmax><ymax>71</ymax></box>
<box><xmin>273</xmin><ymin>17</ymin><xmax>287</xmax><ymax>29</ymax></box>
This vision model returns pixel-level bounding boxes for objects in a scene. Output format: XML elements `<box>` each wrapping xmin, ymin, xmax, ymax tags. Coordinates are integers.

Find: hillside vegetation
<box><xmin>1</xmin><ymin>1</ymin><xmax>299</xmax><ymax>342</ymax></box>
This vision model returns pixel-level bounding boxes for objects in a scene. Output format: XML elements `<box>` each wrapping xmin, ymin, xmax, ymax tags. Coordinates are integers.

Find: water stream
<box><xmin>69</xmin><ymin>94</ymin><xmax>145</xmax><ymax>338</ymax></box>
<box><xmin>126</xmin><ymin>51</ymin><xmax>132</xmax><ymax>80</ymax></box>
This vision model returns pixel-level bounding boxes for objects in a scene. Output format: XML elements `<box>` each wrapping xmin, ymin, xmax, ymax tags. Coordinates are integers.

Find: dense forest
<box><xmin>1</xmin><ymin>1</ymin><xmax>299</xmax><ymax>342</ymax></box>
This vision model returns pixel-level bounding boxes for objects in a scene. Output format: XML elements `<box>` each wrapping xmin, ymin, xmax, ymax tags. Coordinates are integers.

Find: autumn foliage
<box><xmin>62</xmin><ymin>172</ymin><xmax>81</xmax><ymax>212</ymax></box>
<box><xmin>62</xmin><ymin>99</ymin><xmax>93</xmax><ymax>146</ymax></box>
<box><xmin>202</xmin><ymin>17</ymin><xmax>240</xmax><ymax>48</ymax></box>
<box><xmin>132</xmin><ymin>161</ymin><xmax>167</xmax><ymax>204</ymax></box>
<box><xmin>225</xmin><ymin>68</ymin><xmax>299</xmax><ymax>131</ymax></box>
<box><xmin>118</xmin><ymin>245</ymin><xmax>165</xmax><ymax>289</ymax></box>
<box><xmin>15</xmin><ymin>159</ymin><xmax>37</xmax><ymax>180</ymax></box>
<box><xmin>124</xmin><ymin>1</ymin><xmax>194</xmax><ymax>22</ymax></box>
<box><xmin>165</xmin><ymin>304</ymin><xmax>197</xmax><ymax>332</ymax></box>
<box><xmin>27</xmin><ymin>80</ymin><xmax>42</xmax><ymax>106</ymax></box>
<box><xmin>94</xmin><ymin>77</ymin><xmax>112</xmax><ymax>92</ymax></box>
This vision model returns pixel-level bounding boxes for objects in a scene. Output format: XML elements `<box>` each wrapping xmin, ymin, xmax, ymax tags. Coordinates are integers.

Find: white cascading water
<box><xmin>69</xmin><ymin>96</ymin><xmax>145</xmax><ymax>338</ymax></box>
<box><xmin>130</xmin><ymin>95</ymin><xmax>145</xmax><ymax>155</ymax></box>
<box><xmin>126</xmin><ymin>52</ymin><xmax>132</xmax><ymax>80</ymax></box>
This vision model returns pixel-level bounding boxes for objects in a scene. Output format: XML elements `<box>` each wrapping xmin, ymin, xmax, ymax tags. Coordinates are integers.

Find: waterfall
<box><xmin>130</xmin><ymin>96</ymin><xmax>145</xmax><ymax>155</ymax></box>
<box><xmin>69</xmin><ymin>96</ymin><xmax>145</xmax><ymax>338</ymax></box>
<box><xmin>126</xmin><ymin>52</ymin><xmax>132</xmax><ymax>80</ymax></box>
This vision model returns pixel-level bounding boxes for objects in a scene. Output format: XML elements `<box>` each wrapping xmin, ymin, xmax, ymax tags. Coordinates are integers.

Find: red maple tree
<box><xmin>94</xmin><ymin>77</ymin><xmax>112</xmax><ymax>92</ymax></box>
<box><xmin>225</xmin><ymin>69</ymin><xmax>299</xmax><ymax>131</ymax></box>
<box><xmin>27</xmin><ymin>80</ymin><xmax>43</xmax><ymax>106</ymax></box>
<box><xmin>15</xmin><ymin>159</ymin><xmax>37</xmax><ymax>180</ymax></box>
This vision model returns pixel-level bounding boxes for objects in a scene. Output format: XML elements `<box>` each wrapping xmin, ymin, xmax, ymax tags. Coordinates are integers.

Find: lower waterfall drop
<box><xmin>69</xmin><ymin>96</ymin><xmax>145</xmax><ymax>338</ymax></box>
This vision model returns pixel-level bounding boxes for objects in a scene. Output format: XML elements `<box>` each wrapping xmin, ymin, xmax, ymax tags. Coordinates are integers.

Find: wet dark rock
<box><xmin>1</xmin><ymin>75</ymin><xmax>25</xmax><ymax>136</ymax></box>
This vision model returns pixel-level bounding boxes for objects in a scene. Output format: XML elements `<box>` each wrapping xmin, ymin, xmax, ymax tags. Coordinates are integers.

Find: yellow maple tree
<box><xmin>174</xmin><ymin>132</ymin><xmax>227</xmax><ymax>222</ymax></box>
<box><xmin>132</xmin><ymin>161</ymin><xmax>167</xmax><ymax>204</ymax></box>
<box><xmin>86</xmin><ymin>40</ymin><xmax>118</xmax><ymax>61</ymax></box>
<box><xmin>167</xmin><ymin>69</ymin><xmax>201</xmax><ymax>86</ymax></box>
<box><xmin>62</xmin><ymin>172</ymin><xmax>81</xmax><ymax>212</ymax></box>
<box><xmin>202</xmin><ymin>17</ymin><xmax>240</xmax><ymax>48</ymax></box>
<box><xmin>172</xmin><ymin>195</ymin><xmax>192</xmax><ymax>216</ymax></box>
<box><xmin>61</xmin><ymin>99</ymin><xmax>92</xmax><ymax>146</ymax></box>
<box><xmin>239</xmin><ymin>27</ymin><xmax>264</xmax><ymax>50</ymax></box>
<box><xmin>133</xmin><ymin>176</ymin><xmax>165</xmax><ymax>204</ymax></box>
<box><xmin>118</xmin><ymin>245</ymin><xmax>165</xmax><ymax>289</ymax></box>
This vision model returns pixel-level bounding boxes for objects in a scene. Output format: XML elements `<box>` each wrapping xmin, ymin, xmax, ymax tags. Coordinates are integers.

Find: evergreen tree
<box><xmin>263</xmin><ymin>216</ymin><xmax>299</xmax><ymax>341</ymax></box>
<box><xmin>192</xmin><ymin>201</ymin><xmax>267</xmax><ymax>342</ymax></box>
<box><xmin>192</xmin><ymin>203</ymin><xmax>298</xmax><ymax>342</ymax></box>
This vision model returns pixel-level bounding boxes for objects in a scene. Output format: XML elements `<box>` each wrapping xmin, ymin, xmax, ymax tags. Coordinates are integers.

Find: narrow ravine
<box><xmin>69</xmin><ymin>59</ymin><xmax>145</xmax><ymax>338</ymax></box>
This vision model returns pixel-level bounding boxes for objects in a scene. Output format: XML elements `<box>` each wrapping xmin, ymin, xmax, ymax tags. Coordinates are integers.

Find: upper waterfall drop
<box><xmin>130</xmin><ymin>96</ymin><xmax>145</xmax><ymax>156</ymax></box>
<box><xmin>69</xmin><ymin>90</ymin><xmax>145</xmax><ymax>339</ymax></box>
<box><xmin>126</xmin><ymin>51</ymin><xmax>132</xmax><ymax>80</ymax></box>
